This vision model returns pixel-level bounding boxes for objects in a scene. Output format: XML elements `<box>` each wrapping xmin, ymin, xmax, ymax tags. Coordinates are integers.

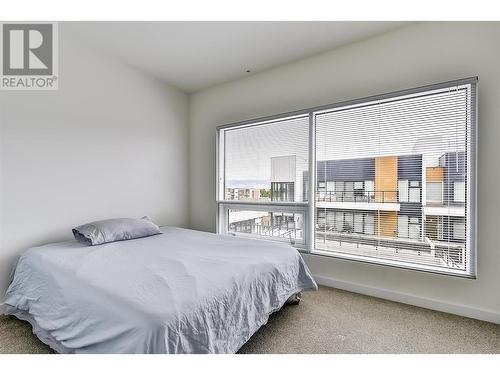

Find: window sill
<box><xmin>300</xmin><ymin>248</ymin><xmax>476</xmax><ymax>279</ymax></box>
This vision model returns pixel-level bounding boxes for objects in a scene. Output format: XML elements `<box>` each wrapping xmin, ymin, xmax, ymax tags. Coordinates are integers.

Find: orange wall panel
<box><xmin>375</xmin><ymin>156</ymin><xmax>398</xmax><ymax>202</ymax></box>
<box><xmin>375</xmin><ymin>211</ymin><xmax>398</xmax><ymax>238</ymax></box>
<box><xmin>426</xmin><ymin>167</ymin><xmax>444</xmax><ymax>182</ymax></box>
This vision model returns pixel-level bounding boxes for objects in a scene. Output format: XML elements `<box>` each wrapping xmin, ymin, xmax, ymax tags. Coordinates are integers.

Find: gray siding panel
<box><xmin>398</xmin><ymin>154</ymin><xmax>422</xmax><ymax>181</ymax></box>
<box><xmin>317</xmin><ymin>158</ymin><xmax>375</xmax><ymax>182</ymax></box>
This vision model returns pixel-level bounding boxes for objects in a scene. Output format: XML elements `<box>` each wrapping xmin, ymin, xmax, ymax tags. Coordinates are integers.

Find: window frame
<box><xmin>453</xmin><ymin>181</ymin><xmax>466</xmax><ymax>203</ymax></box>
<box><xmin>216</xmin><ymin>77</ymin><xmax>477</xmax><ymax>278</ymax></box>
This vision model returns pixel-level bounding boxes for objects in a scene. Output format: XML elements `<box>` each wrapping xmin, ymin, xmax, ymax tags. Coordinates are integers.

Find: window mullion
<box><xmin>308</xmin><ymin>112</ymin><xmax>315</xmax><ymax>253</ymax></box>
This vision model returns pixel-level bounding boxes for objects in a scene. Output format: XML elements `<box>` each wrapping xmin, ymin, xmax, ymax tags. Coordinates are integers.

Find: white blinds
<box><xmin>314</xmin><ymin>83</ymin><xmax>474</xmax><ymax>275</ymax></box>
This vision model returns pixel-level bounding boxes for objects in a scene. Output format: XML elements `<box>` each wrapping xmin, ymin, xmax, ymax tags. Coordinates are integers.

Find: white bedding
<box><xmin>1</xmin><ymin>227</ymin><xmax>317</xmax><ymax>353</ymax></box>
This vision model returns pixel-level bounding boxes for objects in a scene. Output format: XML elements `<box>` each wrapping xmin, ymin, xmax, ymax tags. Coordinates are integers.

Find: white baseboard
<box><xmin>313</xmin><ymin>274</ymin><xmax>500</xmax><ymax>325</ymax></box>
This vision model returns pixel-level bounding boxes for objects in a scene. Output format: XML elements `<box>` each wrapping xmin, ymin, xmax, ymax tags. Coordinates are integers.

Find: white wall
<box><xmin>189</xmin><ymin>22</ymin><xmax>500</xmax><ymax>321</ymax></box>
<box><xmin>0</xmin><ymin>24</ymin><xmax>189</xmax><ymax>294</ymax></box>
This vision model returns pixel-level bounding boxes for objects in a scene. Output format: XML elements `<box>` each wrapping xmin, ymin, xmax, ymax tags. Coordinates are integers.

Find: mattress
<box><xmin>0</xmin><ymin>227</ymin><xmax>317</xmax><ymax>353</ymax></box>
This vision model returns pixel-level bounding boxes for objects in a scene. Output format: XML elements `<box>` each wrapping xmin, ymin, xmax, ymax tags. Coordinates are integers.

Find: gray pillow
<box><xmin>72</xmin><ymin>216</ymin><xmax>162</xmax><ymax>246</ymax></box>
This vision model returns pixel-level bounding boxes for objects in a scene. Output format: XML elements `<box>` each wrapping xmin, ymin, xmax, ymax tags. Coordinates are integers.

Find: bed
<box><xmin>0</xmin><ymin>226</ymin><xmax>317</xmax><ymax>353</ymax></box>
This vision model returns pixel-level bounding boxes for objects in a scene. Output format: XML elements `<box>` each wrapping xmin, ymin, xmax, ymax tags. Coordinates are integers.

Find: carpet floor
<box><xmin>1</xmin><ymin>286</ymin><xmax>499</xmax><ymax>354</ymax></box>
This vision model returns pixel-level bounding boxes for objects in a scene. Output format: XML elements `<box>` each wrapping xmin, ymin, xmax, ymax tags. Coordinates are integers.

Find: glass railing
<box><xmin>316</xmin><ymin>190</ymin><xmax>398</xmax><ymax>203</ymax></box>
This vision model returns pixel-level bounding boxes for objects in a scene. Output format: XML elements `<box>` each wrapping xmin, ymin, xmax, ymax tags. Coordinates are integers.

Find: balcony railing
<box><xmin>316</xmin><ymin>190</ymin><xmax>399</xmax><ymax>203</ymax></box>
<box><xmin>229</xmin><ymin>222</ymin><xmax>303</xmax><ymax>244</ymax></box>
<box><xmin>315</xmin><ymin>230</ymin><xmax>466</xmax><ymax>269</ymax></box>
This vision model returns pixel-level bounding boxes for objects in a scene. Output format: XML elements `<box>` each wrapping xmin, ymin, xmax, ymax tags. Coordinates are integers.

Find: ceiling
<box><xmin>65</xmin><ymin>22</ymin><xmax>409</xmax><ymax>93</ymax></box>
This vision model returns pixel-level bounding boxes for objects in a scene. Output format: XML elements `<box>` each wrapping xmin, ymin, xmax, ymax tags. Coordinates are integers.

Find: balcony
<box><xmin>316</xmin><ymin>190</ymin><xmax>401</xmax><ymax>211</ymax></box>
<box><xmin>315</xmin><ymin>230</ymin><xmax>466</xmax><ymax>270</ymax></box>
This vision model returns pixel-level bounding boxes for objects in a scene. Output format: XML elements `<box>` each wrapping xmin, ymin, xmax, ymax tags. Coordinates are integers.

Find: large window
<box><xmin>217</xmin><ymin>78</ymin><xmax>477</xmax><ymax>277</ymax></box>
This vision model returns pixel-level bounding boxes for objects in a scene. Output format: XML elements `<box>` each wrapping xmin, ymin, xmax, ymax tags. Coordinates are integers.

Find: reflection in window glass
<box><xmin>228</xmin><ymin>209</ymin><xmax>304</xmax><ymax>245</ymax></box>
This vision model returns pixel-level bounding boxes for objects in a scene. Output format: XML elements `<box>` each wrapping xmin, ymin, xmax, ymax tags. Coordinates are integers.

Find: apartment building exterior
<box><xmin>312</xmin><ymin>154</ymin><xmax>423</xmax><ymax>240</ymax></box>
<box><xmin>424</xmin><ymin>152</ymin><xmax>466</xmax><ymax>244</ymax></box>
<box><xmin>226</xmin><ymin>151</ymin><xmax>466</xmax><ymax>267</ymax></box>
<box><xmin>269</xmin><ymin>155</ymin><xmax>298</xmax><ymax>202</ymax></box>
<box><xmin>311</xmin><ymin>151</ymin><xmax>466</xmax><ymax>265</ymax></box>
